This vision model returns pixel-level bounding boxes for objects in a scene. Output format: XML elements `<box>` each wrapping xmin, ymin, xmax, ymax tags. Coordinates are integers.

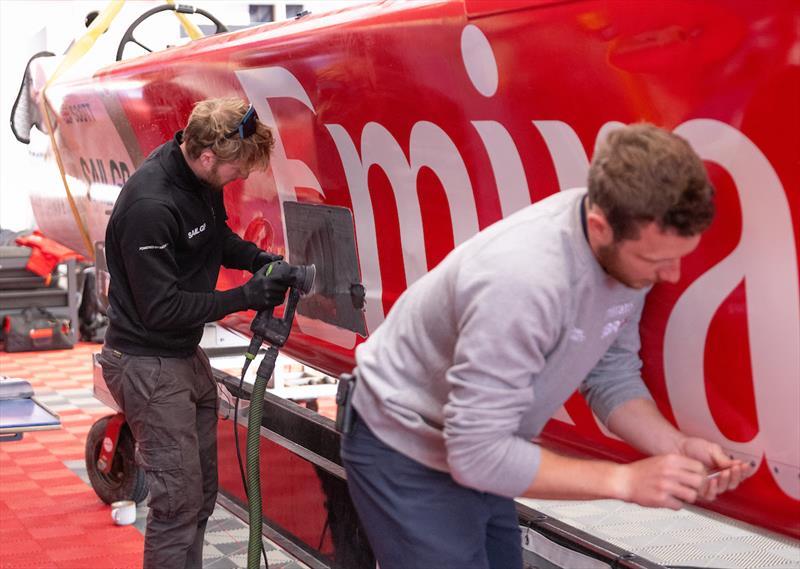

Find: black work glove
<box><xmin>251</xmin><ymin>251</ymin><xmax>283</xmax><ymax>273</ymax></box>
<box><xmin>242</xmin><ymin>264</ymin><xmax>289</xmax><ymax>310</ymax></box>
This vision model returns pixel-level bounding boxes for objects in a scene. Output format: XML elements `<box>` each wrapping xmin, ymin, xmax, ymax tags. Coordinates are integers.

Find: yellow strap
<box><xmin>39</xmin><ymin>97</ymin><xmax>95</xmax><ymax>260</ymax></box>
<box><xmin>40</xmin><ymin>0</ymin><xmax>125</xmax><ymax>260</ymax></box>
<box><xmin>45</xmin><ymin>0</ymin><xmax>125</xmax><ymax>89</ymax></box>
<box><xmin>38</xmin><ymin>0</ymin><xmax>203</xmax><ymax>258</ymax></box>
<box><xmin>166</xmin><ymin>0</ymin><xmax>205</xmax><ymax>40</ymax></box>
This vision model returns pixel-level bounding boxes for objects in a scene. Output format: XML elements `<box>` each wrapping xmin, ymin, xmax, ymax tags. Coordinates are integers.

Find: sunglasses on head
<box><xmin>225</xmin><ymin>105</ymin><xmax>258</xmax><ymax>139</ymax></box>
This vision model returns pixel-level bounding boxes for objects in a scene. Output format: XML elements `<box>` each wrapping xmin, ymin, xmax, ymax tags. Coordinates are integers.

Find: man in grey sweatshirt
<box><xmin>341</xmin><ymin>123</ymin><xmax>749</xmax><ymax>569</ymax></box>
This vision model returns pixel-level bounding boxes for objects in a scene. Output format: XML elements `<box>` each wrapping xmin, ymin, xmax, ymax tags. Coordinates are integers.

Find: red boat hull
<box><xmin>36</xmin><ymin>0</ymin><xmax>800</xmax><ymax>537</ymax></box>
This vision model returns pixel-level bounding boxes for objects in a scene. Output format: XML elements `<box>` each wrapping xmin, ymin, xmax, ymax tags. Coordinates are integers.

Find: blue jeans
<box><xmin>341</xmin><ymin>413</ymin><xmax>523</xmax><ymax>569</ymax></box>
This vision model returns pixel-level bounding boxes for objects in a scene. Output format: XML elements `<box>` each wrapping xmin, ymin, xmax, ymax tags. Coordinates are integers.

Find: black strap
<box><xmin>9</xmin><ymin>51</ymin><xmax>55</xmax><ymax>144</ymax></box>
<box><xmin>580</xmin><ymin>194</ymin><xmax>590</xmax><ymax>243</ymax></box>
<box><xmin>21</xmin><ymin>306</ymin><xmax>56</xmax><ymax>322</ymax></box>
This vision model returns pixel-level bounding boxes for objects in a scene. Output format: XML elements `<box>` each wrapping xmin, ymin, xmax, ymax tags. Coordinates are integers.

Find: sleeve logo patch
<box><xmin>139</xmin><ymin>243</ymin><xmax>168</xmax><ymax>251</ymax></box>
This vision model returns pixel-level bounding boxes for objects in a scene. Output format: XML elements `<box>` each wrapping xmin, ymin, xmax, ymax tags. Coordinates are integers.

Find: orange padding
<box><xmin>15</xmin><ymin>230</ymin><xmax>85</xmax><ymax>277</ymax></box>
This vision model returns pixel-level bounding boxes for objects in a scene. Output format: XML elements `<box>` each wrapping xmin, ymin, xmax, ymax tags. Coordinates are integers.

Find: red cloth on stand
<box><xmin>15</xmin><ymin>230</ymin><xmax>85</xmax><ymax>278</ymax></box>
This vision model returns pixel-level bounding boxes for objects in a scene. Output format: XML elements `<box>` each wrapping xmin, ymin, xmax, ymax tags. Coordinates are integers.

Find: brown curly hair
<box><xmin>183</xmin><ymin>98</ymin><xmax>274</xmax><ymax>170</ymax></box>
<box><xmin>588</xmin><ymin>123</ymin><xmax>715</xmax><ymax>241</ymax></box>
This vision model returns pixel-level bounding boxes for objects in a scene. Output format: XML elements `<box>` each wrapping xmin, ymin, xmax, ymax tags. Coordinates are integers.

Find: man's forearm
<box><xmin>522</xmin><ymin>447</ymin><xmax>625</xmax><ymax>500</ymax></box>
<box><xmin>523</xmin><ymin>426</ymin><xmax>714</xmax><ymax>509</ymax></box>
<box><xmin>221</xmin><ymin>225</ymin><xmax>261</xmax><ymax>270</ymax></box>
<box><xmin>607</xmin><ymin>398</ymin><xmax>686</xmax><ymax>456</ymax></box>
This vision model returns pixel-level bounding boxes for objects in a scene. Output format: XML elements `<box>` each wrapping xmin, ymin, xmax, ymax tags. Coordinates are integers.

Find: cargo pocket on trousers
<box><xmin>97</xmin><ymin>350</ymin><xmax>127</xmax><ymax>410</ymax></box>
<box><xmin>136</xmin><ymin>444</ymin><xmax>186</xmax><ymax>519</ymax></box>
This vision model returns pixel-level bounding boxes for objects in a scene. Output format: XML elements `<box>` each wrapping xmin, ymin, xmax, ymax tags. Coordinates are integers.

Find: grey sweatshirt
<box><xmin>352</xmin><ymin>188</ymin><xmax>653</xmax><ymax>498</ymax></box>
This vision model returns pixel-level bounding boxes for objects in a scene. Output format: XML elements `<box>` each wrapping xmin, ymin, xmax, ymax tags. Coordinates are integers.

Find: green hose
<box><xmin>247</xmin><ymin>345</ymin><xmax>278</xmax><ymax>569</ymax></box>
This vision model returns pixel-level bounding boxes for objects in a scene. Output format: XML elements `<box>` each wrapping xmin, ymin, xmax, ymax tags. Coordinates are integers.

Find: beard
<box><xmin>595</xmin><ymin>243</ymin><xmax>651</xmax><ymax>289</ymax></box>
<box><xmin>201</xmin><ymin>163</ymin><xmax>225</xmax><ymax>190</ymax></box>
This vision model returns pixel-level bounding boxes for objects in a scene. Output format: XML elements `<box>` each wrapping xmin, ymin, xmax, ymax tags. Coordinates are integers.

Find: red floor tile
<box><xmin>8</xmin><ymin>497</ymin><xmax>60</xmax><ymax>516</ymax></box>
<box><xmin>28</xmin><ymin>468</ymin><xmax>76</xmax><ymax>481</ymax></box>
<box><xmin>0</xmin><ymin>550</ymin><xmax>58</xmax><ymax>569</ymax></box>
<box><xmin>27</xmin><ymin>524</ymin><xmax>87</xmax><ymax>540</ymax></box>
<box><xmin>13</xmin><ymin>455</ymin><xmax>61</xmax><ymax>466</ymax></box>
<box><xmin>1</xmin><ymin>344</ymin><xmax>143</xmax><ymax>569</ymax></box>
<box><xmin>0</xmin><ymin>481</ymin><xmax>40</xmax><ymax>493</ymax></box>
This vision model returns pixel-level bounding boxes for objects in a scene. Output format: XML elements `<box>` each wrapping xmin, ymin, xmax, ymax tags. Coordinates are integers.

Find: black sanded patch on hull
<box><xmin>284</xmin><ymin>202</ymin><xmax>366</xmax><ymax>336</ymax></box>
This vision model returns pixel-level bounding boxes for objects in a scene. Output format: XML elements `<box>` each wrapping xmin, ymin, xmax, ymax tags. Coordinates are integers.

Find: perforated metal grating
<box><xmin>517</xmin><ymin>498</ymin><xmax>800</xmax><ymax>568</ymax></box>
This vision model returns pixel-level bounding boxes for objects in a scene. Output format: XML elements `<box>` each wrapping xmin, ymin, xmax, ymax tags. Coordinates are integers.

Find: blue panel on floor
<box><xmin>0</xmin><ymin>398</ymin><xmax>60</xmax><ymax>432</ymax></box>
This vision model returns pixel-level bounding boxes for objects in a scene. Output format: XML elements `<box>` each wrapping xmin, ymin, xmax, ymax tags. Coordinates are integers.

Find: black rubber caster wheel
<box><xmin>85</xmin><ymin>415</ymin><xmax>148</xmax><ymax>504</ymax></box>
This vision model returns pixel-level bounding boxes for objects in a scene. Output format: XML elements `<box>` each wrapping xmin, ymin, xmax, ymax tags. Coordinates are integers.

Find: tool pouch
<box><xmin>335</xmin><ymin>372</ymin><xmax>357</xmax><ymax>434</ymax></box>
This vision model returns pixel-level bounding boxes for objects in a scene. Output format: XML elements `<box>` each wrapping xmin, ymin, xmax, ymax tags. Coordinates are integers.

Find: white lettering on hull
<box><xmin>472</xmin><ymin>121</ymin><xmax>531</xmax><ymax>217</ymax></box>
<box><xmin>237</xmin><ymin>67</ymin><xmax>356</xmax><ymax>348</ymax></box>
<box><xmin>328</xmin><ymin>121</ymin><xmax>480</xmax><ymax>328</ymax></box>
<box><xmin>233</xmin><ymin>36</ymin><xmax>798</xmax><ymax>496</ymax></box>
<box><xmin>666</xmin><ymin>120</ymin><xmax>800</xmax><ymax>498</ymax></box>
<box><xmin>532</xmin><ymin>120</ymin><xmax>590</xmax><ymax>192</ymax></box>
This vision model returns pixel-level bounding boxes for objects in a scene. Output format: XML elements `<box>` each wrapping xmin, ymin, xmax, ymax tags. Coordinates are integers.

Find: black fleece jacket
<box><xmin>104</xmin><ymin>132</ymin><xmax>264</xmax><ymax>356</ymax></box>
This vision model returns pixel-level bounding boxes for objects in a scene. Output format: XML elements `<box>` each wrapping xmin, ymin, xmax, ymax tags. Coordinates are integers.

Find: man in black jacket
<box><xmin>99</xmin><ymin>98</ymin><xmax>286</xmax><ymax>569</ymax></box>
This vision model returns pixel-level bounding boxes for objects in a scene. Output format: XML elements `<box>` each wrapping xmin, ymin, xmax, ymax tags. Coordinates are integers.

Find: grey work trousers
<box><xmin>99</xmin><ymin>345</ymin><xmax>219</xmax><ymax>569</ymax></box>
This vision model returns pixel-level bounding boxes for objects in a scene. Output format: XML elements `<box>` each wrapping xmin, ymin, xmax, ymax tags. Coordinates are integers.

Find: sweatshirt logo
<box><xmin>601</xmin><ymin>320</ymin><xmax>623</xmax><ymax>339</ymax></box>
<box><xmin>601</xmin><ymin>303</ymin><xmax>635</xmax><ymax>339</ymax></box>
<box><xmin>569</xmin><ymin>327</ymin><xmax>586</xmax><ymax>343</ymax></box>
<box><xmin>606</xmin><ymin>302</ymin><xmax>634</xmax><ymax>319</ymax></box>
<box><xmin>187</xmin><ymin>223</ymin><xmax>207</xmax><ymax>240</ymax></box>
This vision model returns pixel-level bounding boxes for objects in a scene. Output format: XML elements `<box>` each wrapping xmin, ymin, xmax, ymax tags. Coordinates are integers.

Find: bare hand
<box><xmin>678</xmin><ymin>437</ymin><xmax>750</xmax><ymax>500</ymax></box>
<box><xmin>617</xmin><ymin>454</ymin><xmax>705</xmax><ymax>510</ymax></box>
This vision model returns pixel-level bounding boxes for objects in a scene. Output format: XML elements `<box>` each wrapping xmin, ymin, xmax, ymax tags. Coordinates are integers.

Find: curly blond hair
<box><xmin>183</xmin><ymin>98</ymin><xmax>274</xmax><ymax>170</ymax></box>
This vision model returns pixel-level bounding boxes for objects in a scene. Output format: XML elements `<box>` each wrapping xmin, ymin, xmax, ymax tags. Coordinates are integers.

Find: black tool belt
<box><xmin>335</xmin><ymin>371</ymin><xmax>357</xmax><ymax>434</ymax></box>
